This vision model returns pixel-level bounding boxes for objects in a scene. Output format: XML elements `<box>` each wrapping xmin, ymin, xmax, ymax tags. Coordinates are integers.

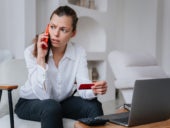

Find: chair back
<box><xmin>0</xmin><ymin>59</ymin><xmax>28</xmax><ymax>117</ymax></box>
<box><xmin>0</xmin><ymin>49</ymin><xmax>13</xmax><ymax>64</ymax></box>
<box><xmin>108</xmin><ymin>50</ymin><xmax>168</xmax><ymax>89</ymax></box>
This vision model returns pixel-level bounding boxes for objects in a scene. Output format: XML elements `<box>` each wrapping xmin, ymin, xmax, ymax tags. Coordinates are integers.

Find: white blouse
<box><xmin>19</xmin><ymin>42</ymin><xmax>96</xmax><ymax>101</ymax></box>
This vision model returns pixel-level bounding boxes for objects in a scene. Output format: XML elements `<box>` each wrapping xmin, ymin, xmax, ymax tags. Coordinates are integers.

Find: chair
<box><xmin>108</xmin><ymin>50</ymin><xmax>169</xmax><ymax>104</ymax></box>
<box><xmin>0</xmin><ymin>49</ymin><xmax>13</xmax><ymax>64</ymax></box>
<box><xmin>0</xmin><ymin>59</ymin><xmax>75</xmax><ymax>128</ymax></box>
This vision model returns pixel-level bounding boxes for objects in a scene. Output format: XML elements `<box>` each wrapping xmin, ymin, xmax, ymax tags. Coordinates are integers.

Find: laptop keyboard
<box><xmin>113</xmin><ymin>117</ymin><xmax>129</xmax><ymax>124</ymax></box>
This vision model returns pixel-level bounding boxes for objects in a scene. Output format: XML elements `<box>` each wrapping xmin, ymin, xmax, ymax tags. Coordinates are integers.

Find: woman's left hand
<box><xmin>91</xmin><ymin>81</ymin><xmax>107</xmax><ymax>95</ymax></box>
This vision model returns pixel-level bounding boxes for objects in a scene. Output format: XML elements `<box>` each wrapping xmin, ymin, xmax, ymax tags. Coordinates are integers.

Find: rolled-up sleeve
<box><xmin>35</xmin><ymin>65</ymin><xmax>47</xmax><ymax>87</ymax></box>
<box><xmin>24</xmin><ymin>46</ymin><xmax>50</xmax><ymax>100</ymax></box>
<box><xmin>76</xmin><ymin>48</ymin><xmax>96</xmax><ymax>99</ymax></box>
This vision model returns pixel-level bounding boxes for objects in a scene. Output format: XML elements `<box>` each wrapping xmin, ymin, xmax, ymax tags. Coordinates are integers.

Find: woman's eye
<box><xmin>50</xmin><ymin>26</ymin><xmax>55</xmax><ymax>29</ymax></box>
<box><xmin>60</xmin><ymin>28</ymin><xmax>69</xmax><ymax>33</ymax></box>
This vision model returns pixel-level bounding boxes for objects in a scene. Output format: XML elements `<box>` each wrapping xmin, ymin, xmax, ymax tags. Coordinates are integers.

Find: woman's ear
<box><xmin>71</xmin><ymin>31</ymin><xmax>76</xmax><ymax>37</ymax></box>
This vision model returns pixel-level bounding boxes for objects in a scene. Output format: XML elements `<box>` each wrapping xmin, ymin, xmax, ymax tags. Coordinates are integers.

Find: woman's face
<box><xmin>49</xmin><ymin>14</ymin><xmax>76</xmax><ymax>49</ymax></box>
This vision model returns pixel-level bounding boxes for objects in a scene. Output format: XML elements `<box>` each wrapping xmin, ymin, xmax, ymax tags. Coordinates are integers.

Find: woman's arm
<box><xmin>76</xmin><ymin>47</ymin><xmax>107</xmax><ymax>99</ymax></box>
<box><xmin>24</xmin><ymin>45</ymin><xmax>50</xmax><ymax>100</ymax></box>
<box><xmin>75</xmin><ymin>48</ymin><xmax>96</xmax><ymax>99</ymax></box>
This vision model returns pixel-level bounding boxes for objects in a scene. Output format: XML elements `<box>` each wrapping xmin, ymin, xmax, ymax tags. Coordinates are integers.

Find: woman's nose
<box><xmin>54</xmin><ymin>29</ymin><xmax>59</xmax><ymax>37</ymax></box>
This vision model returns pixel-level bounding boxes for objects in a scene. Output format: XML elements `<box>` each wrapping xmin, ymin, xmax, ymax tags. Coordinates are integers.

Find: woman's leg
<box><xmin>61</xmin><ymin>96</ymin><xmax>103</xmax><ymax>119</ymax></box>
<box><xmin>15</xmin><ymin>98</ymin><xmax>63</xmax><ymax>128</ymax></box>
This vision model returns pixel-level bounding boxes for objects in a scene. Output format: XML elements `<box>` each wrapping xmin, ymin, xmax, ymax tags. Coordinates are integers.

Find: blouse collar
<box><xmin>49</xmin><ymin>42</ymin><xmax>76</xmax><ymax>60</ymax></box>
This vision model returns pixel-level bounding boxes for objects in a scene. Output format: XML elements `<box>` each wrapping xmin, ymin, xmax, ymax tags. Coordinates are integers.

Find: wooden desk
<box><xmin>74</xmin><ymin>109</ymin><xmax>170</xmax><ymax>128</ymax></box>
<box><xmin>74</xmin><ymin>119</ymin><xmax>170</xmax><ymax>128</ymax></box>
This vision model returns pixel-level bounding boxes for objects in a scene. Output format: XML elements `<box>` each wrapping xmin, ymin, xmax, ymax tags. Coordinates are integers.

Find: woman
<box><xmin>15</xmin><ymin>5</ymin><xmax>107</xmax><ymax>128</ymax></box>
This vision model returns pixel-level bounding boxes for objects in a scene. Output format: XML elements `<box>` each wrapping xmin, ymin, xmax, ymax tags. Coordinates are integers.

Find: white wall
<box><xmin>0</xmin><ymin>0</ymin><xmax>36</xmax><ymax>58</ymax></box>
<box><xmin>118</xmin><ymin>0</ymin><xmax>158</xmax><ymax>55</ymax></box>
<box><xmin>36</xmin><ymin>0</ymin><xmax>60</xmax><ymax>34</ymax></box>
<box><xmin>0</xmin><ymin>0</ymin><xmax>25</xmax><ymax>58</ymax></box>
<box><xmin>113</xmin><ymin>0</ymin><xmax>170</xmax><ymax>76</ymax></box>
<box><xmin>156</xmin><ymin>0</ymin><xmax>170</xmax><ymax>75</ymax></box>
<box><xmin>1</xmin><ymin>0</ymin><xmax>169</xmax><ymax>59</ymax></box>
<box><xmin>25</xmin><ymin>0</ymin><xmax>36</xmax><ymax>47</ymax></box>
<box><xmin>0</xmin><ymin>0</ymin><xmax>8</xmax><ymax>49</ymax></box>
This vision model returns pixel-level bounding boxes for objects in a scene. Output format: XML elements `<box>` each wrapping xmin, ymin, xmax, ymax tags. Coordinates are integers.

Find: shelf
<box><xmin>87</xmin><ymin>52</ymin><xmax>105</xmax><ymax>61</ymax></box>
<box><xmin>87</xmin><ymin>60</ymin><xmax>106</xmax><ymax>81</ymax></box>
<box><xmin>67</xmin><ymin>0</ymin><xmax>107</xmax><ymax>12</ymax></box>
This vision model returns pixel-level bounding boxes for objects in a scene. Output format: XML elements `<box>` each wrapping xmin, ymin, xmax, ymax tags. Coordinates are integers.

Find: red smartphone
<box><xmin>42</xmin><ymin>24</ymin><xmax>49</xmax><ymax>49</ymax></box>
<box><xmin>79</xmin><ymin>83</ymin><xmax>95</xmax><ymax>90</ymax></box>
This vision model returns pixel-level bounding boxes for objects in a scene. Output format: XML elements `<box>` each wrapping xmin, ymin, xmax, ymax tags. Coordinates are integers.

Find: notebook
<box><xmin>100</xmin><ymin>78</ymin><xmax>170</xmax><ymax>126</ymax></box>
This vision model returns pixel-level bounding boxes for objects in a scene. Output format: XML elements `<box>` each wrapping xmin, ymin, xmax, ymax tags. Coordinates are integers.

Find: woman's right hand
<box><xmin>36</xmin><ymin>33</ymin><xmax>49</xmax><ymax>68</ymax></box>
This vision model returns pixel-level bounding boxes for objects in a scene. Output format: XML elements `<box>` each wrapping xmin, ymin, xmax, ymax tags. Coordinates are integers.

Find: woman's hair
<box><xmin>32</xmin><ymin>5</ymin><xmax>78</xmax><ymax>63</ymax></box>
<box><xmin>50</xmin><ymin>6</ymin><xmax>78</xmax><ymax>32</ymax></box>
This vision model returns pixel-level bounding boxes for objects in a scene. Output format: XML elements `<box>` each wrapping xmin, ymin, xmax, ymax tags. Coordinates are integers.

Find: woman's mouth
<box><xmin>51</xmin><ymin>39</ymin><xmax>60</xmax><ymax>43</ymax></box>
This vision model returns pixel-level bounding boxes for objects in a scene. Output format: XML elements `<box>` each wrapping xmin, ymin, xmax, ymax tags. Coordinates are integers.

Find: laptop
<box><xmin>100</xmin><ymin>78</ymin><xmax>170</xmax><ymax>126</ymax></box>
